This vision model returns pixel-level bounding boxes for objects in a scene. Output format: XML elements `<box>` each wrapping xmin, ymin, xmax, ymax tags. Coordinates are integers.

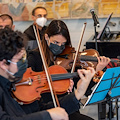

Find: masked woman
<box><xmin>27</xmin><ymin>20</ymin><xmax>110</xmax><ymax>120</ymax></box>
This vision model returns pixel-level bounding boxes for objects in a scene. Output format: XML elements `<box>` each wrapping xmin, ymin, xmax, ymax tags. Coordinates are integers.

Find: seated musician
<box><xmin>27</xmin><ymin>20</ymin><xmax>110</xmax><ymax>120</ymax></box>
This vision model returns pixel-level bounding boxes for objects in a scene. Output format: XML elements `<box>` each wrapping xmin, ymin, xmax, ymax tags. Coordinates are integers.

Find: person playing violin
<box><xmin>27</xmin><ymin>19</ymin><xmax>110</xmax><ymax>119</ymax></box>
<box><xmin>0</xmin><ymin>27</ymin><xmax>96</xmax><ymax>120</ymax></box>
<box><xmin>28</xmin><ymin>19</ymin><xmax>110</xmax><ymax>90</ymax></box>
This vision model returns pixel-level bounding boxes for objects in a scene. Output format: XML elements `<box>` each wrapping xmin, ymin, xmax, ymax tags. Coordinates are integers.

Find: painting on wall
<box><xmin>0</xmin><ymin>0</ymin><xmax>120</xmax><ymax>21</ymax></box>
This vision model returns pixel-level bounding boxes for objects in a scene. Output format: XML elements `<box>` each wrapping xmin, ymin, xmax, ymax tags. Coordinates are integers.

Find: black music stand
<box><xmin>83</xmin><ymin>66</ymin><xmax>120</xmax><ymax>120</ymax></box>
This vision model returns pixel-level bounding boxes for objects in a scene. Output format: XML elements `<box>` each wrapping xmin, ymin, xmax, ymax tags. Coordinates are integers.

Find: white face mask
<box><xmin>36</xmin><ymin>17</ymin><xmax>47</xmax><ymax>27</ymax></box>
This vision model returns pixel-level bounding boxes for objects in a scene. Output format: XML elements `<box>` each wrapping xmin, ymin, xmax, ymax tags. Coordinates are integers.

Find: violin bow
<box><xmin>71</xmin><ymin>23</ymin><xmax>87</xmax><ymax>73</ymax></box>
<box><xmin>33</xmin><ymin>25</ymin><xmax>60</xmax><ymax>107</ymax></box>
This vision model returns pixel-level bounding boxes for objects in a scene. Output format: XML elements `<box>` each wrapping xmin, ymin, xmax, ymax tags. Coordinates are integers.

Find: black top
<box><xmin>0</xmin><ymin>75</ymin><xmax>80</xmax><ymax>120</ymax></box>
<box><xmin>28</xmin><ymin>50</ymin><xmax>43</xmax><ymax>72</ymax></box>
<box><xmin>24</xmin><ymin>24</ymin><xmax>47</xmax><ymax>41</ymax></box>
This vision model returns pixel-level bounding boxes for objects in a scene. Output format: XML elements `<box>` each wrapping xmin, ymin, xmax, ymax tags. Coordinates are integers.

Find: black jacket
<box><xmin>24</xmin><ymin>24</ymin><xmax>47</xmax><ymax>41</ymax></box>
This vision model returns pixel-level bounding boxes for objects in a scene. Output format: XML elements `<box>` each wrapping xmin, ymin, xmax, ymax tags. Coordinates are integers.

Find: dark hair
<box><xmin>45</xmin><ymin>20</ymin><xmax>71</xmax><ymax>46</ymax></box>
<box><xmin>42</xmin><ymin>20</ymin><xmax>72</xmax><ymax>66</ymax></box>
<box><xmin>0</xmin><ymin>14</ymin><xmax>13</xmax><ymax>25</ymax></box>
<box><xmin>32</xmin><ymin>6</ymin><xmax>47</xmax><ymax>16</ymax></box>
<box><xmin>0</xmin><ymin>28</ymin><xmax>25</xmax><ymax>62</ymax></box>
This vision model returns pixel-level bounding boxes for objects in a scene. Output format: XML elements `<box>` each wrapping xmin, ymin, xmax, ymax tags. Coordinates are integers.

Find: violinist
<box><xmin>28</xmin><ymin>19</ymin><xmax>110</xmax><ymax>119</ymax></box>
<box><xmin>28</xmin><ymin>19</ymin><xmax>110</xmax><ymax>91</ymax></box>
<box><xmin>0</xmin><ymin>27</ymin><xmax>96</xmax><ymax>120</ymax></box>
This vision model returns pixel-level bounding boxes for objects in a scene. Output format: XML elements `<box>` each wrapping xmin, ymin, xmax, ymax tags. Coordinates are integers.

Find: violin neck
<box><xmin>110</xmin><ymin>59</ymin><xmax>119</xmax><ymax>63</ymax></box>
<box><xmin>80</xmin><ymin>55</ymin><xmax>118</xmax><ymax>63</ymax></box>
<box><xmin>80</xmin><ymin>55</ymin><xmax>98</xmax><ymax>62</ymax></box>
<box><xmin>51</xmin><ymin>72</ymin><xmax>78</xmax><ymax>81</ymax></box>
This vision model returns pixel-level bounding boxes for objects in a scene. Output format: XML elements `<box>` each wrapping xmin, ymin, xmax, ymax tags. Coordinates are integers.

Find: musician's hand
<box><xmin>47</xmin><ymin>107</ymin><xmax>68</xmax><ymax>120</ymax></box>
<box><xmin>75</xmin><ymin>67</ymin><xmax>95</xmax><ymax>100</ymax></box>
<box><xmin>67</xmin><ymin>79</ymin><xmax>74</xmax><ymax>93</ymax></box>
<box><xmin>96</xmin><ymin>56</ymin><xmax>110</xmax><ymax>72</ymax></box>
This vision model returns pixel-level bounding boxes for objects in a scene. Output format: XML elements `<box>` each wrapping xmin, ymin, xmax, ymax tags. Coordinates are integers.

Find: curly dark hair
<box><xmin>0</xmin><ymin>28</ymin><xmax>25</xmax><ymax>62</ymax></box>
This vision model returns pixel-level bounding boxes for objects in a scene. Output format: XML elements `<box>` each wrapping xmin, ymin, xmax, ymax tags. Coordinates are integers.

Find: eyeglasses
<box><xmin>35</xmin><ymin>14</ymin><xmax>47</xmax><ymax>18</ymax></box>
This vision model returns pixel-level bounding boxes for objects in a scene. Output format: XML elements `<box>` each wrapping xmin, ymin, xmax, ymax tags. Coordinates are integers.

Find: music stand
<box><xmin>83</xmin><ymin>66</ymin><xmax>120</xmax><ymax>119</ymax></box>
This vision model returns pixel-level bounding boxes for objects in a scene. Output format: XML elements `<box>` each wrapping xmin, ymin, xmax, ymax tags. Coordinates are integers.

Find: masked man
<box><xmin>24</xmin><ymin>6</ymin><xmax>47</xmax><ymax>41</ymax></box>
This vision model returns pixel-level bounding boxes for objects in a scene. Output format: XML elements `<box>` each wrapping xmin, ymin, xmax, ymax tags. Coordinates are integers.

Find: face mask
<box><xmin>6</xmin><ymin>59</ymin><xmax>28</xmax><ymax>83</ymax></box>
<box><xmin>36</xmin><ymin>17</ymin><xmax>47</xmax><ymax>27</ymax></box>
<box><xmin>49</xmin><ymin>43</ymin><xmax>65</xmax><ymax>56</ymax></box>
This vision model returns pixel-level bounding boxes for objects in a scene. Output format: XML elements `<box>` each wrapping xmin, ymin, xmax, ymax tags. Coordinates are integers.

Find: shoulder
<box><xmin>28</xmin><ymin>50</ymin><xmax>41</xmax><ymax>62</ymax></box>
<box><xmin>28</xmin><ymin>49</ymin><xmax>43</xmax><ymax>63</ymax></box>
<box><xmin>28</xmin><ymin>50</ymin><xmax>43</xmax><ymax>71</ymax></box>
<box><xmin>28</xmin><ymin>50</ymin><xmax>40</xmax><ymax>57</ymax></box>
<box><xmin>24</xmin><ymin>24</ymin><xmax>37</xmax><ymax>40</ymax></box>
<box><xmin>41</xmin><ymin>26</ymin><xmax>47</xmax><ymax>32</ymax></box>
<box><xmin>43</xmin><ymin>26</ymin><xmax>47</xmax><ymax>30</ymax></box>
<box><xmin>24</xmin><ymin>24</ymin><xmax>34</xmax><ymax>33</ymax></box>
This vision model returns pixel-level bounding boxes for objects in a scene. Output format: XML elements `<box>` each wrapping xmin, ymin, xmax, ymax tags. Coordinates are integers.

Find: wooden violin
<box><xmin>55</xmin><ymin>45</ymin><xmax>120</xmax><ymax>82</ymax></box>
<box><xmin>55</xmin><ymin>45</ymin><xmax>120</xmax><ymax>70</ymax></box>
<box><xmin>12</xmin><ymin>65</ymin><xmax>79</xmax><ymax>104</ymax></box>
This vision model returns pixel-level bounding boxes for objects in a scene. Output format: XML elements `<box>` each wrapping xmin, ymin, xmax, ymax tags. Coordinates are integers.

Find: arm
<box><xmin>0</xmin><ymin>106</ymin><xmax>52</xmax><ymax>120</ymax></box>
<box><xmin>84</xmin><ymin>57</ymin><xmax>110</xmax><ymax>96</ymax></box>
<box><xmin>75</xmin><ymin>67</ymin><xmax>95</xmax><ymax>100</ymax></box>
<box><xmin>53</xmin><ymin>67</ymin><xmax>95</xmax><ymax>114</ymax></box>
<box><xmin>96</xmin><ymin>56</ymin><xmax>110</xmax><ymax>73</ymax></box>
<box><xmin>0</xmin><ymin>105</ymin><xmax>69</xmax><ymax>120</ymax></box>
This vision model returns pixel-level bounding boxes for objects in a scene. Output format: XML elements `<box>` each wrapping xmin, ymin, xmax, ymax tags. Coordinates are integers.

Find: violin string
<box><xmin>23</xmin><ymin>75</ymin><xmax>47</xmax><ymax>82</ymax></box>
<box><xmin>23</xmin><ymin>73</ymin><xmax>69</xmax><ymax>83</ymax></box>
<box><xmin>34</xmin><ymin>74</ymin><xmax>48</xmax><ymax>82</ymax></box>
<box><xmin>24</xmin><ymin>74</ymin><xmax>50</xmax><ymax>82</ymax></box>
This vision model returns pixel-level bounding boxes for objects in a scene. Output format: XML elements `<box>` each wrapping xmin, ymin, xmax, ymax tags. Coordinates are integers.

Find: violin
<box><xmin>12</xmin><ymin>65</ymin><xmax>79</xmax><ymax>104</ymax></box>
<box><xmin>55</xmin><ymin>45</ymin><xmax>120</xmax><ymax>82</ymax></box>
<box><xmin>55</xmin><ymin>45</ymin><xmax>120</xmax><ymax>70</ymax></box>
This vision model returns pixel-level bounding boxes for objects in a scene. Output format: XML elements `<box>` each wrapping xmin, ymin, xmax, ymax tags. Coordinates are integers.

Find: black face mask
<box><xmin>7</xmin><ymin>59</ymin><xmax>28</xmax><ymax>83</ymax></box>
<box><xmin>49</xmin><ymin>43</ymin><xmax>65</xmax><ymax>55</ymax></box>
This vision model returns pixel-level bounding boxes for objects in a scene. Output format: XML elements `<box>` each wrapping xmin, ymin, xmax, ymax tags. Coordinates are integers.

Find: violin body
<box><xmin>55</xmin><ymin>45</ymin><xmax>100</xmax><ymax>70</ymax></box>
<box><xmin>78</xmin><ymin>49</ymin><xmax>99</xmax><ymax>69</ymax></box>
<box><xmin>12</xmin><ymin>65</ymin><xmax>70</xmax><ymax>104</ymax></box>
<box><xmin>56</xmin><ymin>46</ymin><xmax>120</xmax><ymax>70</ymax></box>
